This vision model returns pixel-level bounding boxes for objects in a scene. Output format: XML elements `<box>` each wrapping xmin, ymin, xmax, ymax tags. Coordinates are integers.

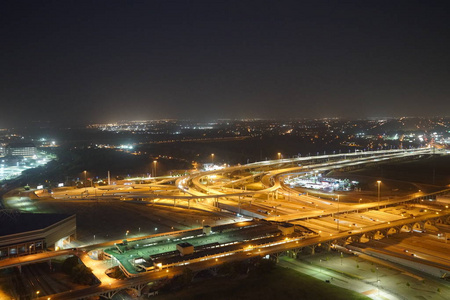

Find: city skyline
<box><xmin>1</xmin><ymin>1</ymin><xmax>449</xmax><ymax>126</ymax></box>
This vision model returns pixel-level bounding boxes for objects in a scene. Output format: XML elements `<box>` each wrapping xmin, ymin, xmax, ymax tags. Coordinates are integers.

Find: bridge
<box><xmin>2</xmin><ymin>147</ymin><xmax>445</xmax><ymax>299</ymax></box>
<box><xmin>27</xmin><ymin>203</ymin><xmax>450</xmax><ymax>299</ymax></box>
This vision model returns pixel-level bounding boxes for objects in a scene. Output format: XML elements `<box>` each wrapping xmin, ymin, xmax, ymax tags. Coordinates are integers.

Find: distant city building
<box><xmin>6</xmin><ymin>142</ymin><xmax>36</xmax><ymax>157</ymax></box>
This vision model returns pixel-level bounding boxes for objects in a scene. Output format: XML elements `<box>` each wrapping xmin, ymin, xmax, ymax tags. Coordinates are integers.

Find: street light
<box><xmin>211</xmin><ymin>153</ymin><xmax>214</xmax><ymax>164</ymax></box>
<box><xmin>153</xmin><ymin>160</ymin><xmax>157</xmax><ymax>177</ymax></box>
<box><xmin>84</xmin><ymin>170</ymin><xmax>87</xmax><ymax>189</ymax></box>
<box><xmin>337</xmin><ymin>195</ymin><xmax>340</xmax><ymax>231</ymax></box>
<box><xmin>277</xmin><ymin>152</ymin><xmax>281</xmax><ymax>160</ymax></box>
<box><xmin>126</xmin><ymin>230</ymin><xmax>129</xmax><ymax>237</ymax></box>
<box><xmin>376</xmin><ymin>267</ymin><xmax>380</xmax><ymax>295</ymax></box>
<box><xmin>377</xmin><ymin>180</ymin><xmax>381</xmax><ymax>210</ymax></box>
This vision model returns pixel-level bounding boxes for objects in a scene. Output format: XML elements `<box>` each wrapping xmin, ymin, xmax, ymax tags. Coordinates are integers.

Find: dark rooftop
<box><xmin>6</xmin><ymin>142</ymin><xmax>36</xmax><ymax>148</ymax></box>
<box><xmin>177</xmin><ymin>242</ymin><xmax>193</xmax><ymax>248</ymax></box>
<box><xmin>0</xmin><ymin>213</ymin><xmax>74</xmax><ymax>236</ymax></box>
<box><xmin>279</xmin><ymin>223</ymin><xmax>294</xmax><ymax>228</ymax></box>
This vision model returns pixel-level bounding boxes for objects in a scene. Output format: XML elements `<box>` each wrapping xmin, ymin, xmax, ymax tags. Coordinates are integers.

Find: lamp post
<box><xmin>376</xmin><ymin>267</ymin><xmax>380</xmax><ymax>295</ymax></box>
<box><xmin>337</xmin><ymin>194</ymin><xmax>340</xmax><ymax>231</ymax></box>
<box><xmin>84</xmin><ymin>170</ymin><xmax>87</xmax><ymax>189</ymax></box>
<box><xmin>277</xmin><ymin>152</ymin><xmax>281</xmax><ymax>160</ymax></box>
<box><xmin>153</xmin><ymin>160</ymin><xmax>157</xmax><ymax>177</ymax></box>
<box><xmin>211</xmin><ymin>153</ymin><xmax>214</xmax><ymax>164</ymax></box>
<box><xmin>377</xmin><ymin>180</ymin><xmax>381</xmax><ymax>210</ymax></box>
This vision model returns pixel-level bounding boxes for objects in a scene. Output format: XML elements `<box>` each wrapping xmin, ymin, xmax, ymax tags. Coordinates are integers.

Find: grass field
<box><xmin>157</xmin><ymin>265</ymin><xmax>370</xmax><ymax>300</ymax></box>
<box><xmin>346</xmin><ymin>155</ymin><xmax>450</xmax><ymax>187</ymax></box>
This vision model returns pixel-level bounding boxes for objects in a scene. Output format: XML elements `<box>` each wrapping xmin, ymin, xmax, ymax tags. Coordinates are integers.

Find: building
<box><xmin>6</xmin><ymin>142</ymin><xmax>37</xmax><ymax>157</ymax></box>
<box><xmin>176</xmin><ymin>242</ymin><xmax>194</xmax><ymax>256</ymax></box>
<box><xmin>0</xmin><ymin>213</ymin><xmax>76</xmax><ymax>259</ymax></box>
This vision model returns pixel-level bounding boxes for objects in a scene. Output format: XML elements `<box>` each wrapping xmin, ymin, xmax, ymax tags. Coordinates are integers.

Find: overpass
<box><xmin>30</xmin><ymin>204</ymin><xmax>450</xmax><ymax>299</ymax></box>
<box><xmin>22</xmin><ymin>147</ymin><xmax>449</xmax><ymax>299</ymax></box>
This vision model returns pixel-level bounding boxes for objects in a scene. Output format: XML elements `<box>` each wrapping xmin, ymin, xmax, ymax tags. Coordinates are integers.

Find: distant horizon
<box><xmin>1</xmin><ymin>115</ymin><xmax>449</xmax><ymax>129</ymax></box>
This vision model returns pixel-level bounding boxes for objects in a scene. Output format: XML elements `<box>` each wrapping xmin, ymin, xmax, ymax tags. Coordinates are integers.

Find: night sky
<box><xmin>1</xmin><ymin>1</ymin><xmax>449</xmax><ymax>126</ymax></box>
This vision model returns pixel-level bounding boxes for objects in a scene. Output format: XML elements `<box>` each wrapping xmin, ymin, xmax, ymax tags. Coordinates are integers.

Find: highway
<box><xmin>10</xmin><ymin>206</ymin><xmax>444</xmax><ymax>299</ymax></box>
<box><xmin>16</xmin><ymin>147</ymin><xmax>449</xmax><ymax>299</ymax></box>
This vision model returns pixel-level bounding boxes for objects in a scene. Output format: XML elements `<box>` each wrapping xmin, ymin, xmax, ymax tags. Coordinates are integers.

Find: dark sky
<box><xmin>1</xmin><ymin>1</ymin><xmax>449</xmax><ymax>126</ymax></box>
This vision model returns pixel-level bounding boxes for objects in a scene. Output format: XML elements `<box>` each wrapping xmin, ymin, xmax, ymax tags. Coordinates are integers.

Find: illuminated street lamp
<box><xmin>126</xmin><ymin>230</ymin><xmax>129</xmax><ymax>237</ymax></box>
<box><xmin>153</xmin><ymin>160</ymin><xmax>157</xmax><ymax>177</ymax></box>
<box><xmin>377</xmin><ymin>180</ymin><xmax>381</xmax><ymax>210</ymax></box>
<box><xmin>337</xmin><ymin>195</ymin><xmax>340</xmax><ymax>231</ymax></box>
<box><xmin>211</xmin><ymin>153</ymin><xmax>214</xmax><ymax>164</ymax></box>
<box><xmin>84</xmin><ymin>170</ymin><xmax>87</xmax><ymax>189</ymax></box>
<box><xmin>277</xmin><ymin>152</ymin><xmax>281</xmax><ymax>160</ymax></box>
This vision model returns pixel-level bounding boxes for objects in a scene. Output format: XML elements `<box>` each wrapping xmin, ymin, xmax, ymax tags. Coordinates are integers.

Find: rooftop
<box><xmin>104</xmin><ymin>220</ymin><xmax>310</xmax><ymax>276</ymax></box>
<box><xmin>0</xmin><ymin>213</ymin><xmax>74</xmax><ymax>236</ymax></box>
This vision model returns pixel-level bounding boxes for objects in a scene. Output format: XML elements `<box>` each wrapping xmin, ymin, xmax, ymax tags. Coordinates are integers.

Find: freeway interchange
<box><xmin>7</xmin><ymin>147</ymin><xmax>450</xmax><ymax>299</ymax></box>
<box><xmin>53</xmin><ymin>147</ymin><xmax>438</xmax><ymax>217</ymax></box>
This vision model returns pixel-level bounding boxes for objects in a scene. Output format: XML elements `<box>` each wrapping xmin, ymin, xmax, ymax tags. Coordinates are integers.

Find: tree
<box><xmin>255</xmin><ymin>258</ymin><xmax>276</xmax><ymax>273</ymax></box>
<box><xmin>71</xmin><ymin>264</ymin><xmax>95</xmax><ymax>285</ymax></box>
<box><xmin>181</xmin><ymin>268</ymin><xmax>193</xmax><ymax>286</ymax></box>
<box><xmin>231</xmin><ymin>260</ymin><xmax>248</xmax><ymax>275</ymax></box>
<box><xmin>218</xmin><ymin>262</ymin><xmax>235</xmax><ymax>277</ymax></box>
<box><xmin>62</xmin><ymin>256</ymin><xmax>79</xmax><ymax>274</ymax></box>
